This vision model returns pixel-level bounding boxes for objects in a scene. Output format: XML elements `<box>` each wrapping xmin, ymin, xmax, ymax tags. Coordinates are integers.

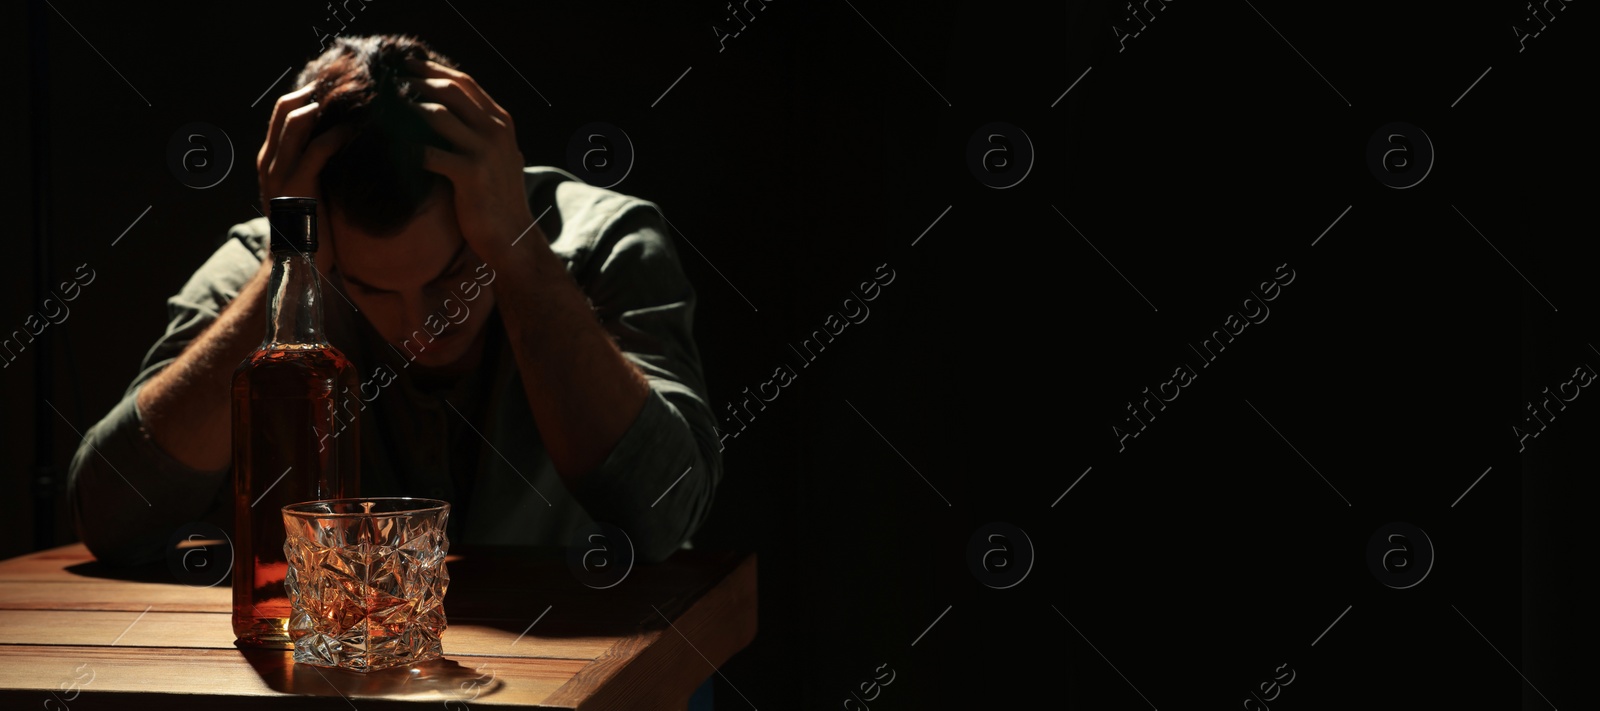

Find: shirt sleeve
<box><xmin>66</xmin><ymin>228</ymin><xmax>264</xmax><ymax>566</ymax></box>
<box><xmin>567</xmin><ymin>201</ymin><xmax>725</xmax><ymax>564</ymax></box>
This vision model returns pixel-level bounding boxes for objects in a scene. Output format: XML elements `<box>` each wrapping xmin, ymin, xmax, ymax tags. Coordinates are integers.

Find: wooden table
<box><xmin>0</xmin><ymin>543</ymin><xmax>756</xmax><ymax>709</ymax></box>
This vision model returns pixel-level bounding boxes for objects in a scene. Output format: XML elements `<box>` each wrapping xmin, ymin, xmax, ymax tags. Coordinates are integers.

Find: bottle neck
<box><xmin>264</xmin><ymin>251</ymin><xmax>328</xmax><ymax>348</ymax></box>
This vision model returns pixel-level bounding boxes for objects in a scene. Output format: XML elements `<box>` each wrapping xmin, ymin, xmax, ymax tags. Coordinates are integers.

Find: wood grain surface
<box><xmin>0</xmin><ymin>543</ymin><xmax>756</xmax><ymax>709</ymax></box>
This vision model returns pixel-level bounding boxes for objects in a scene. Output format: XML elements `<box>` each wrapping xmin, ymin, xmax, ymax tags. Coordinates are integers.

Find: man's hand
<box><xmin>400</xmin><ymin>57</ymin><xmax>651</xmax><ymax>483</ymax></box>
<box><xmin>257</xmin><ymin>82</ymin><xmax>355</xmax><ymax>275</ymax></box>
<box><xmin>403</xmin><ymin>57</ymin><xmax>536</xmax><ymax>268</ymax></box>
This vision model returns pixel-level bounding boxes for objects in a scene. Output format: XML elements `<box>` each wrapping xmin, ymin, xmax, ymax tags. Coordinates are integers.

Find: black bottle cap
<box><xmin>268</xmin><ymin>196</ymin><xmax>319</xmax><ymax>254</ymax></box>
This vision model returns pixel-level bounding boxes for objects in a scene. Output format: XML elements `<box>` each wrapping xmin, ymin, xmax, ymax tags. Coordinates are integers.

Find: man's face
<box><xmin>331</xmin><ymin>184</ymin><xmax>496</xmax><ymax>369</ymax></box>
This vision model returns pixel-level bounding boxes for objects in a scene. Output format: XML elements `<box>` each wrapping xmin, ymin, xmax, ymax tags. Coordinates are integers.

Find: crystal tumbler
<box><xmin>282</xmin><ymin>498</ymin><xmax>450</xmax><ymax>671</ymax></box>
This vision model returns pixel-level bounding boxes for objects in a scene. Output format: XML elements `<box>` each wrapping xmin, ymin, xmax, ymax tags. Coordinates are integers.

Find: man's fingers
<box><xmin>405</xmin><ymin>58</ymin><xmax>514</xmax><ymax>132</ymax></box>
<box><xmin>258</xmin><ymin>83</ymin><xmax>317</xmax><ymax>170</ymax></box>
<box><xmin>412</xmin><ymin>101</ymin><xmax>483</xmax><ymax>153</ymax></box>
<box><xmin>268</xmin><ymin>102</ymin><xmax>321</xmax><ymax>182</ymax></box>
<box><xmin>412</xmin><ymin>77</ymin><xmax>496</xmax><ymax>134</ymax></box>
<box><xmin>302</xmin><ymin>123</ymin><xmax>355</xmax><ymax>168</ymax></box>
<box><xmin>283</xmin><ymin>124</ymin><xmax>354</xmax><ymax>198</ymax></box>
<box><xmin>420</xmin><ymin>144</ymin><xmax>470</xmax><ymax>181</ymax></box>
<box><xmin>275</xmin><ymin>102</ymin><xmax>322</xmax><ymax>163</ymax></box>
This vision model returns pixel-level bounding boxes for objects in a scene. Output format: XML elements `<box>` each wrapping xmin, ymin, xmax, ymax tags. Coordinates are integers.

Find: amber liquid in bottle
<box><xmin>232</xmin><ymin>198</ymin><xmax>360</xmax><ymax>648</ymax></box>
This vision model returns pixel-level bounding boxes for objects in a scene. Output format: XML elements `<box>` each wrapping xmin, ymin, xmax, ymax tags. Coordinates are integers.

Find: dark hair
<box><xmin>294</xmin><ymin>35</ymin><xmax>459</xmax><ymax>237</ymax></box>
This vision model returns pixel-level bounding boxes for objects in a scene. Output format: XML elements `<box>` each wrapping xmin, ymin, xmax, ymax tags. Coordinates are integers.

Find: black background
<box><xmin>4</xmin><ymin>0</ymin><xmax>1588</xmax><ymax>708</ymax></box>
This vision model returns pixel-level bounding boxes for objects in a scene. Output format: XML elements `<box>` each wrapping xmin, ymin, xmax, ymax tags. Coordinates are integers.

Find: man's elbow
<box><xmin>634</xmin><ymin>534</ymin><xmax>683</xmax><ymax>565</ymax></box>
<box><xmin>638</xmin><ymin>455</ymin><xmax>721</xmax><ymax>564</ymax></box>
<box><xmin>67</xmin><ymin>448</ymin><xmax>162</xmax><ymax>567</ymax></box>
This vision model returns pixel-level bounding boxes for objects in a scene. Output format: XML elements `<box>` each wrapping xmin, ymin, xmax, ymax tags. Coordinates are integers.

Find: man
<box><xmin>67</xmin><ymin>34</ymin><xmax>722</xmax><ymax>566</ymax></box>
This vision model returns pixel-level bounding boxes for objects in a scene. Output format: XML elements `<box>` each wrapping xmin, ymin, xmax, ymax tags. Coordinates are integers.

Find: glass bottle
<box><xmin>231</xmin><ymin>196</ymin><xmax>360</xmax><ymax>647</ymax></box>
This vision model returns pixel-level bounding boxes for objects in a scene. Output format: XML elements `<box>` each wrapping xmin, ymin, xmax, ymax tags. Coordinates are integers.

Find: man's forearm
<box><xmin>486</xmin><ymin>233</ymin><xmax>651</xmax><ymax>487</ymax></box>
<box><xmin>134</xmin><ymin>259</ymin><xmax>271</xmax><ymax>472</ymax></box>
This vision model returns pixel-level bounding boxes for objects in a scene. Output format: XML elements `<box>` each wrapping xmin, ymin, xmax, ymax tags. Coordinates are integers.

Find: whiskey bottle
<box><xmin>231</xmin><ymin>196</ymin><xmax>360</xmax><ymax>647</ymax></box>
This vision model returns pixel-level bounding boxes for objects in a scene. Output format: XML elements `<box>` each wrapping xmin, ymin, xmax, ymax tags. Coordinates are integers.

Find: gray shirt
<box><xmin>68</xmin><ymin>166</ymin><xmax>723</xmax><ymax>565</ymax></box>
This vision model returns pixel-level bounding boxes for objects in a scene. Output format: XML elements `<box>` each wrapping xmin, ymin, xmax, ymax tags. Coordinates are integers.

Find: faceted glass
<box><xmin>282</xmin><ymin>498</ymin><xmax>450</xmax><ymax>672</ymax></box>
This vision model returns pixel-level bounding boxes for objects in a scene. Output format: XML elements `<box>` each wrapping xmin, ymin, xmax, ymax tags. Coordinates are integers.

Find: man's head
<box><xmin>295</xmin><ymin>34</ymin><xmax>495</xmax><ymax>369</ymax></box>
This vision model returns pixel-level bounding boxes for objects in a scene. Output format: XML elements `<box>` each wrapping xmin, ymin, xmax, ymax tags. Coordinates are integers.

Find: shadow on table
<box><xmin>63</xmin><ymin>533</ymin><xmax>235</xmax><ymax>586</ymax></box>
<box><xmin>239</xmin><ymin>648</ymin><xmax>503</xmax><ymax>702</ymax></box>
<box><xmin>62</xmin><ymin>560</ymin><xmax>193</xmax><ymax>585</ymax></box>
<box><xmin>432</xmin><ymin>546</ymin><xmax>727</xmax><ymax>638</ymax></box>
